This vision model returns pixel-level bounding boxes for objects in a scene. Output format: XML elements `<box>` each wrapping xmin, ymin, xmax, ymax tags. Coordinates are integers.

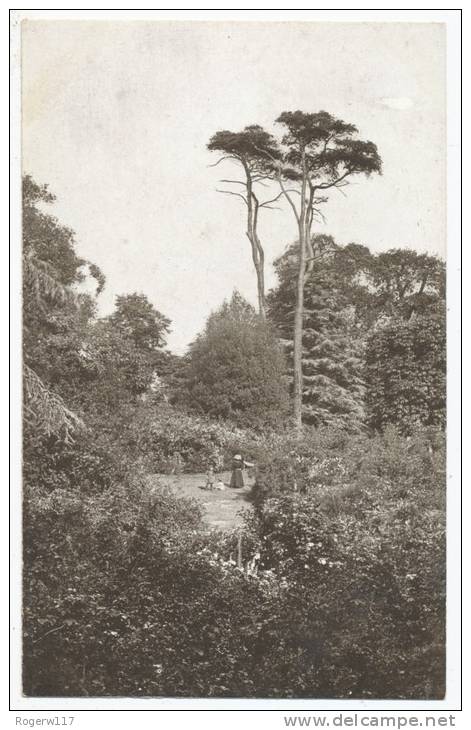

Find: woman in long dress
<box><xmin>230</xmin><ymin>454</ymin><xmax>253</xmax><ymax>489</ymax></box>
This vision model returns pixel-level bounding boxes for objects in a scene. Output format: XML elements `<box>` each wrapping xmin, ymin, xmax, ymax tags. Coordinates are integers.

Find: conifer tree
<box><xmin>183</xmin><ymin>292</ymin><xmax>289</xmax><ymax>429</ymax></box>
<box><xmin>265</xmin><ymin>111</ymin><xmax>382</xmax><ymax>430</ymax></box>
<box><xmin>268</xmin><ymin>239</ymin><xmax>365</xmax><ymax>431</ymax></box>
<box><xmin>207</xmin><ymin>126</ymin><xmax>282</xmax><ymax>317</ymax></box>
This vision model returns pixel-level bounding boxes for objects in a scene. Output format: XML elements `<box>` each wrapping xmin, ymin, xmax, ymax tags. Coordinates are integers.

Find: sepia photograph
<box><xmin>11</xmin><ymin>11</ymin><xmax>461</xmax><ymax>709</ymax></box>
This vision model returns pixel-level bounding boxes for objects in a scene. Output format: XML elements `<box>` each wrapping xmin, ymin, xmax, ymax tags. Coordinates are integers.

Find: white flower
<box><xmin>318</xmin><ymin>558</ymin><xmax>327</xmax><ymax>565</ymax></box>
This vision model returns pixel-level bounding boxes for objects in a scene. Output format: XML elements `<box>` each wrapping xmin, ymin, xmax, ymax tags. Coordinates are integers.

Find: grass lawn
<box><xmin>152</xmin><ymin>471</ymin><xmax>254</xmax><ymax>531</ymax></box>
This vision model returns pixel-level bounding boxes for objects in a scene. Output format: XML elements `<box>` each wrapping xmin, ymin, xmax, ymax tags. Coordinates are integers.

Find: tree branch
<box><xmin>312</xmin><ymin>207</ymin><xmax>327</xmax><ymax>224</ymax></box>
<box><xmin>219</xmin><ymin>179</ymin><xmax>247</xmax><ymax>187</ymax></box>
<box><xmin>215</xmin><ymin>189</ymin><xmax>248</xmax><ymax>204</ymax></box>
<box><xmin>208</xmin><ymin>155</ymin><xmax>240</xmax><ymax>168</ymax></box>
<box><xmin>259</xmin><ymin>191</ymin><xmax>285</xmax><ymax>208</ymax></box>
<box><xmin>251</xmin><ymin>143</ymin><xmax>301</xmax><ymax>225</ymax></box>
<box><xmin>317</xmin><ymin>171</ymin><xmax>352</xmax><ymax>190</ymax></box>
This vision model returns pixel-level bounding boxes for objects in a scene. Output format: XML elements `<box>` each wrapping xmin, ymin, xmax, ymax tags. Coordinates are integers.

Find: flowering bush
<box><xmin>252</xmin><ymin>424</ymin><xmax>444</xmax><ymax>510</ymax></box>
<box><xmin>244</xmin><ymin>475</ymin><xmax>445</xmax><ymax>698</ymax></box>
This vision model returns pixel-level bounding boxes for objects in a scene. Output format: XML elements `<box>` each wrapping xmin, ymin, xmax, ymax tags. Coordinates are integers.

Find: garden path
<box><xmin>154</xmin><ymin>471</ymin><xmax>254</xmax><ymax>531</ymax></box>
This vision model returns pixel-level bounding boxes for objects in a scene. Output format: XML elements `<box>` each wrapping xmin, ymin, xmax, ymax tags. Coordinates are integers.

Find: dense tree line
<box><xmin>264</xmin><ymin>236</ymin><xmax>445</xmax><ymax>433</ymax></box>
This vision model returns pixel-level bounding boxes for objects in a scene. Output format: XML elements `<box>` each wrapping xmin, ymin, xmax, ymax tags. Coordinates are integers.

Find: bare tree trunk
<box><xmin>293</xmin><ymin>224</ymin><xmax>307</xmax><ymax>432</ymax></box>
<box><xmin>253</xmin><ymin>231</ymin><xmax>266</xmax><ymax>318</ymax></box>
<box><xmin>254</xmin><ymin>229</ymin><xmax>266</xmax><ymax>317</ymax></box>
<box><xmin>245</xmin><ymin>167</ymin><xmax>266</xmax><ymax>318</ymax></box>
<box><xmin>292</xmin><ymin>150</ymin><xmax>308</xmax><ymax>432</ymax></box>
<box><xmin>246</xmin><ymin>229</ymin><xmax>266</xmax><ymax>318</ymax></box>
<box><xmin>255</xmin><ymin>260</ymin><xmax>266</xmax><ymax>318</ymax></box>
<box><xmin>274</xmin><ymin>149</ymin><xmax>314</xmax><ymax>432</ymax></box>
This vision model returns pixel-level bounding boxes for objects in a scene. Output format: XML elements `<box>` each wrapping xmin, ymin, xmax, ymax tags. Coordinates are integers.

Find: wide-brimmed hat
<box><xmin>233</xmin><ymin>454</ymin><xmax>242</xmax><ymax>460</ymax></box>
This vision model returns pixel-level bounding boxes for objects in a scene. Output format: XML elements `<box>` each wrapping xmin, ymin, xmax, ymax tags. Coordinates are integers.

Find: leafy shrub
<box><xmin>252</xmin><ymin>424</ymin><xmax>445</xmax><ymax>510</ymax></box>
<box><xmin>108</xmin><ymin>401</ymin><xmax>265</xmax><ymax>473</ymax></box>
<box><xmin>365</xmin><ymin>312</ymin><xmax>446</xmax><ymax>433</ymax></box>
<box><xmin>23</xmin><ymin>421</ymin><xmax>134</xmax><ymax>496</ymax></box>
<box><xmin>23</xmin><ymin>419</ymin><xmax>446</xmax><ymax>699</ymax></box>
<box><xmin>23</xmin><ymin>475</ymin><xmax>286</xmax><ymax>697</ymax></box>
<box><xmin>244</xmin><ymin>478</ymin><xmax>445</xmax><ymax>698</ymax></box>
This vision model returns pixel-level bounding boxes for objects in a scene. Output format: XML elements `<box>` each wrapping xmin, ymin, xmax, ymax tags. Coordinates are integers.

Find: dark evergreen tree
<box><xmin>364</xmin><ymin>311</ymin><xmax>446</xmax><ymax>433</ymax></box>
<box><xmin>268</xmin><ymin>237</ymin><xmax>366</xmax><ymax>431</ymax></box>
<box><xmin>270</xmin><ymin>110</ymin><xmax>382</xmax><ymax>430</ymax></box>
<box><xmin>183</xmin><ymin>291</ymin><xmax>289</xmax><ymax>429</ymax></box>
<box><xmin>360</xmin><ymin>249</ymin><xmax>446</xmax><ymax>433</ymax></box>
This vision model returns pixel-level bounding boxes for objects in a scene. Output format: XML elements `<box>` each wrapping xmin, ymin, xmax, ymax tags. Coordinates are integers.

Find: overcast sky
<box><xmin>22</xmin><ymin>20</ymin><xmax>446</xmax><ymax>353</ymax></box>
